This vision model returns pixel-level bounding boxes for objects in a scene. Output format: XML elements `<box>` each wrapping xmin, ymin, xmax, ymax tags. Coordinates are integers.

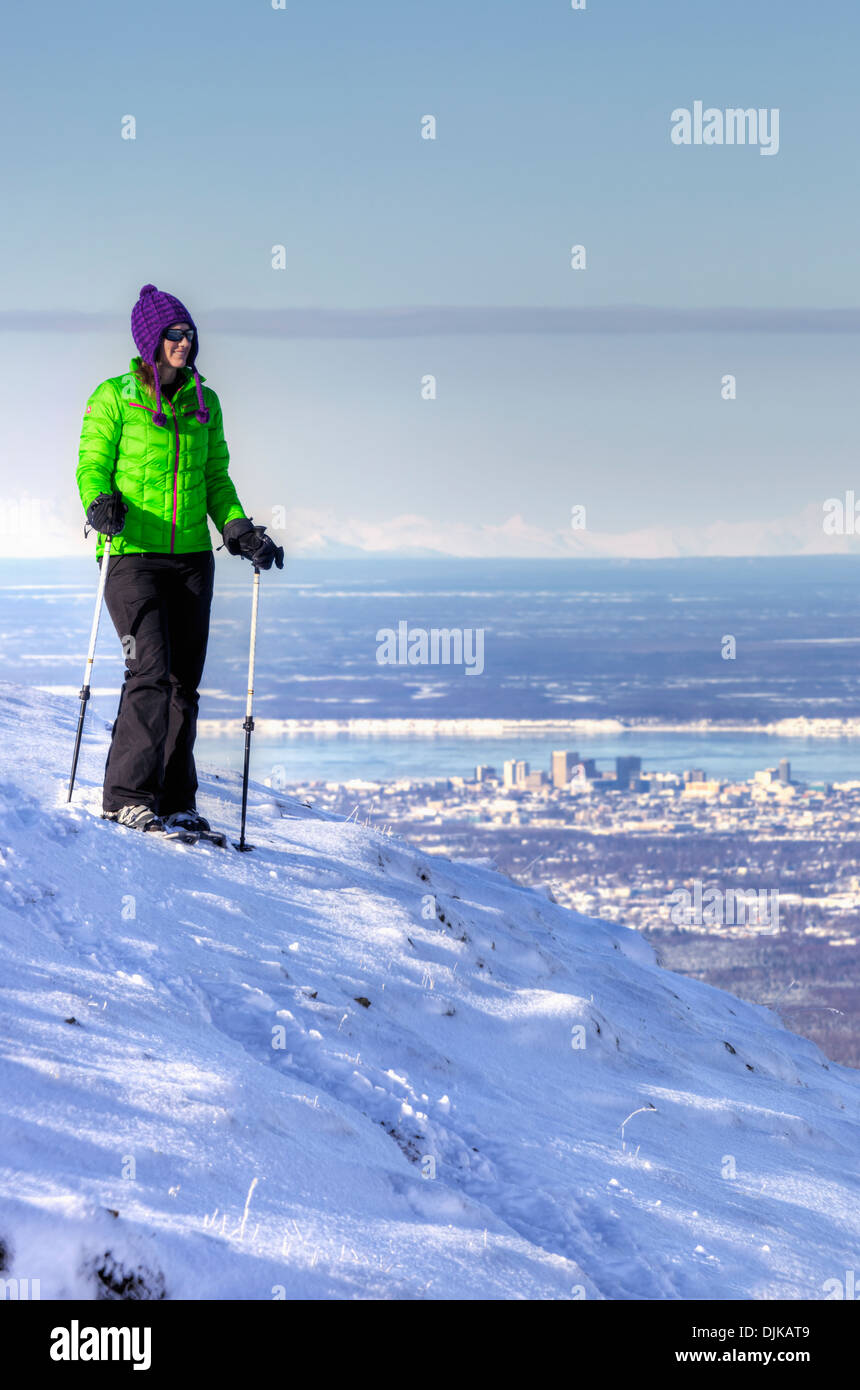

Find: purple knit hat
<box><xmin>130</xmin><ymin>283</ymin><xmax>210</xmax><ymax>427</ymax></box>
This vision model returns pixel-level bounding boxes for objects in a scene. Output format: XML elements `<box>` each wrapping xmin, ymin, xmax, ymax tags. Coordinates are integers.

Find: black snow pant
<box><xmin>97</xmin><ymin>550</ymin><xmax>215</xmax><ymax>818</ymax></box>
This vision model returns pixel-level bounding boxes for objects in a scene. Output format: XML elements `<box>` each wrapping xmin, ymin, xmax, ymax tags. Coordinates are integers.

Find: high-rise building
<box><xmin>615</xmin><ymin>755</ymin><xmax>641</xmax><ymax>787</ymax></box>
<box><xmin>475</xmin><ymin>764</ymin><xmax>496</xmax><ymax>782</ymax></box>
<box><xmin>525</xmin><ymin>771</ymin><xmax>549</xmax><ymax>790</ymax></box>
<box><xmin>551</xmin><ymin>750</ymin><xmax>579</xmax><ymax>789</ymax></box>
<box><xmin>502</xmin><ymin>759</ymin><xmax>517</xmax><ymax>790</ymax></box>
<box><xmin>514</xmin><ymin>759</ymin><xmax>529</xmax><ymax>787</ymax></box>
<box><xmin>778</xmin><ymin>758</ymin><xmax>791</xmax><ymax>784</ymax></box>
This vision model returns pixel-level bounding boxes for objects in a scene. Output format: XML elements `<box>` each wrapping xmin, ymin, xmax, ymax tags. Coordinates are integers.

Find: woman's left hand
<box><xmin>223</xmin><ymin>517</ymin><xmax>284</xmax><ymax>570</ymax></box>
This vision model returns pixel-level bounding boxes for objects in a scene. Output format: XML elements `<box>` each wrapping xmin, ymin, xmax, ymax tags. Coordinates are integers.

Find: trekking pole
<box><xmin>233</xmin><ymin>562</ymin><xmax>261</xmax><ymax>851</ymax></box>
<box><xmin>67</xmin><ymin>535</ymin><xmax>112</xmax><ymax>802</ymax></box>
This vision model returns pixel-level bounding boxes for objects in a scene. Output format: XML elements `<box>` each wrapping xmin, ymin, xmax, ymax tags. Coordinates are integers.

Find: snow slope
<box><xmin>0</xmin><ymin>682</ymin><xmax>857</xmax><ymax>1300</ymax></box>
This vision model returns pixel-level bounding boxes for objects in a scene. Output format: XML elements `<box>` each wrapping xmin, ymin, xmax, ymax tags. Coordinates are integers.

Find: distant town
<box><xmin>267</xmin><ymin>747</ymin><xmax>860</xmax><ymax>1069</ymax></box>
<box><xmin>472</xmin><ymin>749</ymin><xmax>810</xmax><ymax>799</ymax></box>
<box><xmin>268</xmin><ymin>745</ymin><xmax>858</xmax><ymax>930</ymax></box>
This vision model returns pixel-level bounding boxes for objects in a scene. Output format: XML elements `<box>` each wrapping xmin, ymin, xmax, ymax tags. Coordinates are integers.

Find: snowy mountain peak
<box><xmin>0</xmin><ymin>682</ymin><xmax>857</xmax><ymax>1299</ymax></box>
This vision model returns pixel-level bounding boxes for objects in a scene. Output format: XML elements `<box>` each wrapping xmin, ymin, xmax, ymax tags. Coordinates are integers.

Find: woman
<box><xmin>76</xmin><ymin>282</ymin><xmax>284</xmax><ymax>836</ymax></box>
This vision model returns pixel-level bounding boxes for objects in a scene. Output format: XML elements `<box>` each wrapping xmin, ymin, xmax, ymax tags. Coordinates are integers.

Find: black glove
<box><xmin>86</xmin><ymin>490</ymin><xmax>128</xmax><ymax>537</ymax></box>
<box><xmin>222</xmin><ymin>517</ymin><xmax>284</xmax><ymax>571</ymax></box>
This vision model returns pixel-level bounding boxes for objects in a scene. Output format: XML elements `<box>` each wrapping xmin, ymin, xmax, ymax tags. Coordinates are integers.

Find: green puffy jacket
<box><xmin>76</xmin><ymin>355</ymin><xmax>247</xmax><ymax>559</ymax></box>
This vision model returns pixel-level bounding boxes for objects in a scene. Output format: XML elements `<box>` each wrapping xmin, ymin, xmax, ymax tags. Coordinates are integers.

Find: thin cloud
<box><xmin>3</xmin><ymin>307</ymin><xmax>860</xmax><ymax>337</ymax></box>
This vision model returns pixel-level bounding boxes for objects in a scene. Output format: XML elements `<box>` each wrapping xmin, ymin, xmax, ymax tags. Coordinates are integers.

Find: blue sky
<box><xmin>2</xmin><ymin>0</ymin><xmax>858</xmax><ymax>554</ymax></box>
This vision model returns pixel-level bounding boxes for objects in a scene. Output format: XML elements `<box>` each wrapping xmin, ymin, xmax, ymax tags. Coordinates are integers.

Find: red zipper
<box><xmin>169</xmin><ymin>398</ymin><xmax>179</xmax><ymax>554</ymax></box>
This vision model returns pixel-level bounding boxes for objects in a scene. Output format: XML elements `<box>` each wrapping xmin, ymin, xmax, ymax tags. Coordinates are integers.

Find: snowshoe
<box><xmin>163</xmin><ymin>810</ymin><xmax>227</xmax><ymax>847</ymax></box>
<box><xmin>103</xmin><ymin>804</ymin><xmax>165</xmax><ymax>833</ymax></box>
<box><xmin>102</xmin><ymin>806</ymin><xmax>197</xmax><ymax>843</ymax></box>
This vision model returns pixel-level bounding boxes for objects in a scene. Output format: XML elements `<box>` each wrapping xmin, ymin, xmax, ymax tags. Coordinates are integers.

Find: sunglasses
<box><xmin>163</xmin><ymin>327</ymin><xmax>195</xmax><ymax>342</ymax></box>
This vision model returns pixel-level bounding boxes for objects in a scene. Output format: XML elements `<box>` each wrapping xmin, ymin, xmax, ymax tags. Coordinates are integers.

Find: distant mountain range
<box><xmin>8</xmin><ymin>497</ymin><xmax>855</xmax><ymax>560</ymax></box>
<box><xmin>284</xmin><ymin>501</ymin><xmax>850</xmax><ymax>560</ymax></box>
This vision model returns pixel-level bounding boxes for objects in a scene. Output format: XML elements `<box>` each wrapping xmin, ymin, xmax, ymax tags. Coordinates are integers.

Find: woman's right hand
<box><xmin>87</xmin><ymin>490</ymin><xmax>128</xmax><ymax>536</ymax></box>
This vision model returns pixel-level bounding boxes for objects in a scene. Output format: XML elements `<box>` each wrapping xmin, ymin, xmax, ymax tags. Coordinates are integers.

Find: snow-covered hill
<box><xmin>0</xmin><ymin>682</ymin><xmax>857</xmax><ymax>1300</ymax></box>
